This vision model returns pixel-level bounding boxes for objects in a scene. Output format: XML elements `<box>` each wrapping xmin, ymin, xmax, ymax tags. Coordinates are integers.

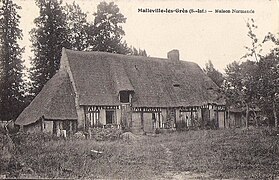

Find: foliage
<box><xmin>0</xmin><ymin>0</ymin><xmax>25</xmax><ymax>121</ymax></box>
<box><xmin>29</xmin><ymin>0</ymin><xmax>69</xmax><ymax>96</ymax></box>
<box><xmin>89</xmin><ymin>1</ymin><xmax>129</xmax><ymax>54</ymax></box>
<box><xmin>242</xmin><ymin>18</ymin><xmax>262</xmax><ymax>62</ymax></box>
<box><xmin>223</xmin><ymin>61</ymin><xmax>242</xmax><ymax>106</ymax></box>
<box><xmin>224</xmin><ymin>61</ymin><xmax>258</xmax><ymax>106</ymax></box>
<box><xmin>176</xmin><ymin>121</ymin><xmax>187</xmax><ymax>131</ymax></box>
<box><xmin>128</xmin><ymin>46</ymin><xmax>148</xmax><ymax>56</ymax></box>
<box><xmin>64</xmin><ymin>2</ymin><xmax>90</xmax><ymax>51</ymax></box>
<box><xmin>264</xmin><ymin>32</ymin><xmax>279</xmax><ymax>56</ymax></box>
<box><xmin>26</xmin><ymin>1</ymin><xmax>148</xmax><ymax>100</ymax></box>
<box><xmin>90</xmin><ymin>128</ymin><xmax>122</xmax><ymax>141</ymax></box>
<box><xmin>224</xmin><ymin>19</ymin><xmax>261</xmax><ymax>110</ymax></box>
<box><xmin>223</xmin><ymin>19</ymin><xmax>279</xmax><ymax>128</ymax></box>
<box><xmin>0</xmin><ymin>133</ymin><xmax>14</xmax><ymax>175</ymax></box>
<box><xmin>224</xmin><ymin>60</ymin><xmax>260</xmax><ymax>128</ymax></box>
<box><xmin>203</xmin><ymin>60</ymin><xmax>224</xmax><ymax>87</ymax></box>
<box><xmin>258</xmin><ymin>34</ymin><xmax>279</xmax><ymax>127</ymax></box>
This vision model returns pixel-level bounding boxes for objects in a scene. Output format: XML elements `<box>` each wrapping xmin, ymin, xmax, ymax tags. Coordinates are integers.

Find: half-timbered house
<box><xmin>15</xmin><ymin>48</ymin><xmax>226</xmax><ymax>135</ymax></box>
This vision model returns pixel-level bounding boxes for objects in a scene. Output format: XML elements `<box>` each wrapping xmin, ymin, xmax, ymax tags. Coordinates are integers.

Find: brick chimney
<box><xmin>167</xmin><ymin>49</ymin><xmax>179</xmax><ymax>61</ymax></box>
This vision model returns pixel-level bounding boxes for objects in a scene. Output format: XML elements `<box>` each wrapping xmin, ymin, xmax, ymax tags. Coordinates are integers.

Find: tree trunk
<box><xmin>273</xmin><ymin>101</ymin><xmax>278</xmax><ymax>130</ymax></box>
<box><xmin>245</xmin><ymin>104</ymin><xmax>249</xmax><ymax>129</ymax></box>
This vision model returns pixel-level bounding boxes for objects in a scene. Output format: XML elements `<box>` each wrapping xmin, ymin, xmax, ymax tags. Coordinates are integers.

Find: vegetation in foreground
<box><xmin>1</xmin><ymin>128</ymin><xmax>279</xmax><ymax>179</ymax></box>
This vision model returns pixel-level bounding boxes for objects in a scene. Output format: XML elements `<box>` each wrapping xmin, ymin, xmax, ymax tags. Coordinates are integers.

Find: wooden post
<box><xmin>197</xmin><ymin>108</ymin><xmax>203</xmax><ymax>129</ymax></box>
<box><xmin>190</xmin><ymin>108</ymin><xmax>193</xmax><ymax>127</ymax></box>
<box><xmin>116</xmin><ymin>109</ymin><xmax>121</xmax><ymax>126</ymax></box>
<box><xmin>161</xmin><ymin>108</ymin><xmax>167</xmax><ymax>128</ymax></box>
<box><xmin>100</xmin><ymin>109</ymin><xmax>106</xmax><ymax>126</ymax></box>
<box><xmin>69</xmin><ymin>121</ymin><xmax>73</xmax><ymax>135</ymax></box>
<box><xmin>175</xmin><ymin>108</ymin><xmax>180</xmax><ymax>129</ymax></box>
<box><xmin>225</xmin><ymin>110</ymin><xmax>228</xmax><ymax>128</ymax></box>
<box><xmin>40</xmin><ymin>117</ymin><xmax>44</xmax><ymax>132</ymax></box>
<box><xmin>141</xmin><ymin>111</ymin><xmax>144</xmax><ymax>130</ymax></box>
<box><xmin>216</xmin><ymin>108</ymin><xmax>219</xmax><ymax>129</ymax></box>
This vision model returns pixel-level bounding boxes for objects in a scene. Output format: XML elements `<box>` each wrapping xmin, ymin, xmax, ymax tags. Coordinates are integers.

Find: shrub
<box><xmin>0</xmin><ymin>133</ymin><xmax>13</xmax><ymax>174</ymax></box>
<box><xmin>154</xmin><ymin>128</ymin><xmax>160</xmax><ymax>134</ymax></box>
<box><xmin>176</xmin><ymin>121</ymin><xmax>187</xmax><ymax>131</ymax></box>
<box><xmin>11</xmin><ymin>132</ymin><xmax>61</xmax><ymax>153</ymax></box>
<box><xmin>90</xmin><ymin>128</ymin><xmax>122</xmax><ymax>141</ymax></box>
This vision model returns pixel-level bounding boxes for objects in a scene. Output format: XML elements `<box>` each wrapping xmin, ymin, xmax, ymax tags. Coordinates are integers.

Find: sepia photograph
<box><xmin>0</xmin><ymin>0</ymin><xmax>279</xmax><ymax>179</ymax></box>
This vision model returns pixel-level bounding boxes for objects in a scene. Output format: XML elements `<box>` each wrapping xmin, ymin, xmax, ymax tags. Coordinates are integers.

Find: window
<box><xmin>120</xmin><ymin>91</ymin><xmax>130</xmax><ymax>103</ymax></box>
<box><xmin>106</xmin><ymin>110</ymin><xmax>115</xmax><ymax>124</ymax></box>
<box><xmin>62</xmin><ymin>121</ymin><xmax>70</xmax><ymax>131</ymax></box>
<box><xmin>173</xmin><ymin>84</ymin><xmax>180</xmax><ymax>88</ymax></box>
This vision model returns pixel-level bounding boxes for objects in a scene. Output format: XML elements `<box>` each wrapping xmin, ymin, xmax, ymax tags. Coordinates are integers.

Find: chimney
<box><xmin>167</xmin><ymin>49</ymin><xmax>179</xmax><ymax>61</ymax></box>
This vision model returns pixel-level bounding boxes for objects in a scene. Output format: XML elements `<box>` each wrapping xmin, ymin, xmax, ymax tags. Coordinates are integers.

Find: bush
<box><xmin>11</xmin><ymin>132</ymin><xmax>61</xmax><ymax>153</ymax></box>
<box><xmin>0</xmin><ymin>133</ymin><xmax>13</xmax><ymax>174</ymax></box>
<box><xmin>90</xmin><ymin>128</ymin><xmax>122</xmax><ymax>141</ymax></box>
<box><xmin>154</xmin><ymin>128</ymin><xmax>160</xmax><ymax>134</ymax></box>
<box><xmin>176</xmin><ymin>121</ymin><xmax>187</xmax><ymax>131</ymax></box>
<box><xmin>1</xmin><ymin>132</ymin><xmax>64</xmax><ymax>178</ymax></box>
<box><xmin>0</xmin><ymin>133</ymin><xmax>25</xmax><ymax>178</ymax></box>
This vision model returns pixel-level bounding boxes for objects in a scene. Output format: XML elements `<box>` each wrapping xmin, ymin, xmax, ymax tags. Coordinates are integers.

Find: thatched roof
<box><xmin>65</xmin><ymin>49</ymin><xmax>224</xmax><ymax>107</ymax></box>
<box><xmin>15</xmin><ymin>70</ymin><xmax>77</xmax><ymax>126</ymax></box>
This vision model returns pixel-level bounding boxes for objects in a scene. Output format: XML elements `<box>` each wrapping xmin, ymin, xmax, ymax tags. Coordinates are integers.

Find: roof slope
<box><xmin>65</xmin><ymin>49</ymin><xmax>224</xmax><ymax>107</ymax></box>
<box><xmin>15</xmin><ymin>70</ymin><xmax>77</xmax><ymax>126</ymax></box>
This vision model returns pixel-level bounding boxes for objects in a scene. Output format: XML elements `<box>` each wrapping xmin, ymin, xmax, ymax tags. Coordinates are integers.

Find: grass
<box><xmin>168</xmin><ymin>129</ymin><xmax>279</xmax><ymax>179</ymax></box>
<box><xmin>2</xmin><ymin>128</ymin><xmax>279</xmax><ymax>179</ymax></box>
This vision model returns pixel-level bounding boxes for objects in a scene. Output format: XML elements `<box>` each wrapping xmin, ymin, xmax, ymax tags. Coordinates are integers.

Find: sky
<box><xmin>16</xmin><ymin>0</ymin><xmax>279</xmax><ymax>72</ymax></box>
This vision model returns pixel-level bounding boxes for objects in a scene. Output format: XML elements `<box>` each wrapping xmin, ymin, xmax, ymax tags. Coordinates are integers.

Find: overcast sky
<box><xmin>17</xmin><ymin>0</ymin><xmax>279</xmax><ymax>72</ymax></box>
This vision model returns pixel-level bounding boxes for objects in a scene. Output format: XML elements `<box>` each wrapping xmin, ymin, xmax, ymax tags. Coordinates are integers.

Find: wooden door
<box><xmin>143</xmin><ymin>113</ymin><xmax>153</xmax><ymax>133</ymax></box>
<box><xmin>218</xmin><ymin>112</ymin><xmax>225</xmax><ymax>128</ymax></box>
<box><xmin>121</xmin><ymin>104</ymin><xmax>132</xmax><ymax>129</ymax></box>
<box><xmin>201</xmin><ymin>108</ymin><xmax>210</xmax><ymax>128</ymax></box>
<box><xmin>131</xmin><ymin>112</ymin><xmax>142</xmax><ymax>133</ymax></box>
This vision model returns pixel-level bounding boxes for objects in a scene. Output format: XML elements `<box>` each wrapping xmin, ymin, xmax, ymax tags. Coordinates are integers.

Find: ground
<box><xmin>1</xmin><ymin>128</ymin><xmax>279</xmax><ymax>179</ymax></box>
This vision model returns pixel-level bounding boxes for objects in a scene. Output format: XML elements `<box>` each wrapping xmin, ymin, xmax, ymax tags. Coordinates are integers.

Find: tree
<box><xmin>89</xmin><ymin>1</ymin><xmax>129</xmax><ymax>54</ymax></box>
<box><xmin>224</xmin><ymin>60</ymin><xmax>258</xmax><ymax>128</ymax></box>
<box><xmin>227</xmin><ymin>18</ymin><xmax>262</xmax><ymax>128</ymax></box>
<box><xmin>139</xmin><ymin>49</ymin><xmax>147</xmax><ymax>57</ymax></box>
<box><xmin>223</xmin><ymin>61</ymin><xmax>242</xmax><ymax>106</ymax></box>
<box><xmin>258</xmin><ymin>33</ymin><xmax>279</xmax><ymax>129</ymax></box>
<box><xmin>128</xmin><ymin>46</ymin><xmax>148</xmax><ymax>56</ymax></box>
<box><xmin>64</xmin><ymin>2</ymin><xmax>90</xmax><ymax>51</ymax></box>
<box><xmin>242</xmin><ymin>18</ymin><xmax>262</xmax><ymax>62</ymax></box>
<box><xmin>29</xmin><ymin>0</ymin><xmax>69</xmax><ymax>96</ymax></box>
<box><xmin>204</xmin><ymin>60</ymin><xmax>224</xmax><ymax>87</ymax></box>
<box><xmin>257</xmin><ymin>54</ymin><xmax>279</xmax><ymax>128</ymax></box>
<box><xmin>0</xmin><ymin>0</ymin><xmax>25</xmax><ymax>121</ymax></box>
<box><xmin>242</xmin><ymin>19</ymin><xmax>279</xmax><ymax>129</ymax></box>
